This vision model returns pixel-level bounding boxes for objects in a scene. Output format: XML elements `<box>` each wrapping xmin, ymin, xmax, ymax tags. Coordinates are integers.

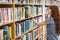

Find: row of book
<box><xmin>0</xmin><ymin>8</ymin><xmax>13</xmax><ymax>23</ymax></box>
<box><xmin>0</xmin><ymin>6</ymin><xmax>43</xmax><ymax>24</ymax></box>
<box><xmin>14</xmin><ymin>0</ymin><xmax>42</xmax><ymax>4</ymax></box>
<box><xmin>14</xmin><ymin>6</ymin><xmax>43</xmax><ymax>21</ymax></box>
<box><xmin>16</xmin><ymin>27</ymin><xmax>43</xmax><ymax>40</ymax></box>
<box><xmin>0</xmin><ymin>0</ymin><xmax>12</xmax><ymax>3</ymax></box>
<box><xmin>15</xmin><ymin>17</ymin><xmax>43</xmax><ymax>37</ymax></box>
<box><xmin>45</xmin><ymin>0</ymin><xmax>60</xmax><ymax>4</ymax></box>
<box><xmin>0</xmin><ymin>26</ymin><xmax>12</xmax><ymax>40</ymax></box>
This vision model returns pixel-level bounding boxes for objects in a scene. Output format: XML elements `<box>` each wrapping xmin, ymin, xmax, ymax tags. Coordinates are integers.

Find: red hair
<box><xmin>49</xmin><ymin>5</ymin><xmax>60</xmax><ymax>35</ymax></box>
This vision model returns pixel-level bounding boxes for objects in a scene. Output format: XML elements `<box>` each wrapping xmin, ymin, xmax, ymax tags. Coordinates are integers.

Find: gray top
<box><xmin>46</xmin><ymin>17</ymin><xmax>58</xmax><ymax>40</ymax></box>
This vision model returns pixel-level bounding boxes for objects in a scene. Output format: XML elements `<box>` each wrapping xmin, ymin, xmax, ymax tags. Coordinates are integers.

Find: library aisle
<box><xmin>0</xmin><ymin>0</ymin><xmax>60</xmax><ymax>40</ymax></box>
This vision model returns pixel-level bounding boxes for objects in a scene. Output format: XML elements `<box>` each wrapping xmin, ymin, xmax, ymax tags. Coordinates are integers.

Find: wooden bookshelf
<box><xmin>15</xmin><ymin>15</ymin><xmax>42</xmax><ymax>23</ymax></box>
<box><xmin>16</xmin><ymin>23</ymin><xmax>40</xmax><ymax>39</ymax></box>
<box><xmin>0</xmin><ymin>0</ymin><xmax>59</xmax><ymax>40</ymax></box>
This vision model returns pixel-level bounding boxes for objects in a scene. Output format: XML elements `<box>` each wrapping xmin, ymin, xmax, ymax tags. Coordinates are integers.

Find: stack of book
<box><xmin>14</xmin><ymin>0</ymin><xmax>42</xmax><ymax>4</ymax></box>
<box><xmin>0</xmin><ymin>0</ymin><xmax>12</xmax><ymax>3</ymax></box>
<box><xmin>14</xmin><ymin>6</ymin><xmax>43</xmax><ymax>21</ymax></box>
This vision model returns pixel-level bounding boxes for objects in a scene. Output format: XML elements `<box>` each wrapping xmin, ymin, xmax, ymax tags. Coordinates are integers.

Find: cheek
<box><xmin>48</xmin><ymin>11</ymin><xmax>52</xmax><ymax>15</ymax></box>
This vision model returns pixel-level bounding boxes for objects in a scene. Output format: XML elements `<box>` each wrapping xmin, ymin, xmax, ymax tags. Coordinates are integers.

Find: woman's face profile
<box><xmin>48</xmin><ymin>8</ymin><xmax>52</xmax><ymax>15</ymax></box>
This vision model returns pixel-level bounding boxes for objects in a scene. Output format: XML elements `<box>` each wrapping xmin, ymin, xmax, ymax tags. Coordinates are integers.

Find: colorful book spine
<box><xmin>2</xmin><ymin>8</ymin><xmax>8</xmax><ymax>23</ymax></box>
<box><xmin>25</xmin><ymin>7</ymin><xmax>29</xmax><ymax>18</ymax></box>
<box><xmin>0</xmin><ymin>29</ymin><xmax>3</xmax><ymax>40</ymax></box>
<box><xmin>39</xmin><ymin>34</ymin><xmax>43</xmax><ymax>40</ymax></box>
<box><xmin>38</xmin><ymin>7</ymin><xmax>43</xmax><ymax>15</ymax></box>
<box><xmin>28</xmin><ymin>32</ymin><xmax>32</xmax><ymax>40</ymax></box>
<box><xmin>0</xmin><ymin>8</ymin><xmax>3</xmax><ymax>23</ymax></box>
<box><xmin>33</xmin><ymin>29</ymin><xmax>38</xmax><ymax>39</ymax></box>
<box><xmin>30</xmin><ymin>20</ymin><xmax>33</xmax><ymax>29</ymax></box>
<box><xmin>25</xmin><ymin>20</ymin><xmax>30</xmax><ymax>32</ymax></box>
<box><xmin>17</xmin><ymin>7</ymin><xmax>21</xmax><ymax>21</ymax></box>
<box><xmin>8</xmin><ymin>26</ymin><xmax>12</xmax><ymax>40</ymax></box>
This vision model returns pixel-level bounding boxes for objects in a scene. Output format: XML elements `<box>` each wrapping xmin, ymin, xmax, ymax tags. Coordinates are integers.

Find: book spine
<box><xmin>33</xmin><ymin>29</ymin><xmax>38</xmax><ymax>39</ymax></box>
<box><xmin>8</xmin><ymin>8</ymin><xmax>11</xmax><ymax>22</ymax></box>
<box><xmin>29</xmin><ymin>0</ymin><xmax>33</xmax><ymax>4</ymax></box>
<box><xmin>28</xmin><ymin>32</ymin><xmax>32</xmax><ymax>40</ymax></box>
<box><xmin>22</xmin><ymin>7</ymin><xmax>25</xmax><ymax>19</ymax></box>
<box><xmin>15</xmin><ymin>23</ymin><xmax>19</xmax><ymax>36</ymax></box>
<box><xmin>0</xmin><ymin>29</ymin><xmax>3</xmax><ymax>40</ymax></box>
<box><xmin>3</xmin><ymin>26</ymin><xmax>9</xmax><ymax>40</ymax></box>
<box><xmin>17</xmin><ymin>7</ymin><xmax>21</xmax><ymax>21</ymax></box>
<box><xmin>14</xmin><ymin>0</ymin><xmax>18</xmax><ymax>3</ymax></box>
<box><xmin>25</xmin><ymin>7</ymin><xmax>29</xmax><ymax>18</ymax></box>
<box><xmin>20</xmin><ymin>7</ymin><xmax>25</xmax><ymax>19</ymax></box>
<box><xmin>25</xmin><ymin>20</ymin><xmax>30</xmax><ymax>32</ymax></box>
<box><xmin>2</xmin><ymin>8</ymin><xmax>8</xmax><ymax>23</ymax></box>
<box><xmin>0</xmin><ymin>8</ymin><xmax>2</xmax><ymax>23</ymax></box>
<box><xmin>18</xmin><ymin>23</ymin><xmax>21</xmax><ymax>36</ymax></box>
<box><xmin>21</xmin><ymin>22</ymin><xmax>25</xmax><ymax>34</ymax></box>
<box><xmin>9</xmin><ymin>27</ymin><xmax>12</xmax><ymax>39</ymax></box>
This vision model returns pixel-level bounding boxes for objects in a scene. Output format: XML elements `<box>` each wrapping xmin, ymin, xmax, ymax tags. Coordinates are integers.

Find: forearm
<box><xmin>26</xmin><ymin>11</ymin><xmax>46</xmax><ymax>27</ymax></box>
<box><xmin>32</xmin><ymin>18</ymin><xmax>40</xmax><ymax>27</ymax></box>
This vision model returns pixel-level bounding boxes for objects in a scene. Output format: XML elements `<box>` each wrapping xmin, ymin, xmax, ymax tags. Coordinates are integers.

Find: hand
<box><xmin>26</xmin><ymin>10</ymin><xmax>32</xmax><ymax>17</ymax></box>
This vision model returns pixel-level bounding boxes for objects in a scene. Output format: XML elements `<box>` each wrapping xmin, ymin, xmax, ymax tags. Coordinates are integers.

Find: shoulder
<box><xmin>45</xmin><ymin>17</ymin><xmax>55</xmax><ymax>24</ymax></box>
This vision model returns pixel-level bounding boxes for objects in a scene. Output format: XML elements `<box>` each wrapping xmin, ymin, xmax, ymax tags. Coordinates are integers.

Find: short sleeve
<box><xmin>45</xmin><ymin>18</ymin><xmax>54</xmax><ymax>24</ymax></box>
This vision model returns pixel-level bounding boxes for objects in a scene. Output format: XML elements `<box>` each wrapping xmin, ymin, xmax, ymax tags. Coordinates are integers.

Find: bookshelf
<box><xmin>0</xmin><ymin>0</ymin><xmax>60</xmax><ymax>40</ymax></box>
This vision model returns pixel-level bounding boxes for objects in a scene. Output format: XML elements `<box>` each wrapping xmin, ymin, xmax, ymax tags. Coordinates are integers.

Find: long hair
<box><xmin>49</xmin><ymin>5</ymin><xmax>60</xmax><ymax>35</ymax></box>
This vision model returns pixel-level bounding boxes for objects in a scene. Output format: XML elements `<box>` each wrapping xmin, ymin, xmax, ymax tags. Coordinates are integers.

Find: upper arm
<box><xmin>45</xmin><ymin>18</ymin><xmax>54</xmax><ymax>24</ymax></box>
<box><xmin>39</xmin><ymin>18</ymin><xmax>54</xmax><ymax>26</ymax></box>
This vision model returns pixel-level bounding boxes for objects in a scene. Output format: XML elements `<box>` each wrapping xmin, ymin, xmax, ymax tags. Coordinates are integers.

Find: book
<box><xmin>33</xmin><ymin>0</ymin><xmax>37</xmax><ymax>4</ymax></box>
<box><xmin>21</xmin><ymin>21</ymin><xmax>25</xmax><ymax>34</ymax></box>
<box><xmin>15</xmin><ymin>23</ymin><xmax>19</xmax><ymax>36</ymax></box>
<box><xmin>29</xmin><ymin>20</ymin><xmax>33</xmax><ymax>29</ymax></box>
<box><xmin>25</xmin><ymin>20</ymin><xmax>30</xmax><ymax>32</ymax></box>
<box><xmin>0</xmin><ymin>8</ymin><xmax>3</xmax><ymax>23</ymax></box>
<box><xmin>9</xmin><ymin>8</ymin><xmax>13</xmax><ymax>22</ymax></box>
<box><xmin>33</xmin><ymin>29</ymin><xmax>38</xmax><ymax>39</ymax></box>
<box><xmin>38</xmin><ymin>0</ymin><xmax>42</xmax><ymax>4</ymax></box>
<box><xmin>39</xmin><ymin>34</ymin><xmax>43</xmax><ymax>40</ymax></box>
<box><xmin>8</xmin><ymin>8</ymin><xmax>12</xmax><ymax>22</ymax></box>
<box><xmin>0</xmin><ymin>8</ymin><xmax>13</xmax><ymax>23</ymax></box>
<box><xmin>25</xmin><ymin>0</ymin><xmax>29</xmax><ymax>4</ymax></box>
<box><xmin>1</xmin><ymin>0</ymin><xmax>12</xmax><ymax>3</ymax></box>
<box><xmin>0</xmin><ymin>29</ymin><xmax>3</xmax><ymax>40</ymax></box>
<box><xmin>38</xmin><ymin>7</ymin><xmax>43</xmax><ymax>15</ymax></box>
<box><xmin>0</xmin><ymin>26</ymin><xmax>11</xmax><ymax>40</ymax></box>
<box><xmin>25</xmin><ymin>7</ymin><xmax>29</xmax><ymax>18</ymax></box>
<box><xmin>17</xmin><ymin>7</ymin><xmax>21</xmax><ymax>21</ymax></box>
<box><xmin>45</xmin><ymin>0</ymin><xmax>50</xmax><ymax>4</ymax></box>
<box><xmin>15</xmin><ymin>21</ymin><xmax>25</xmax><ymax>36</ymax></box>
<box><xmin>14</xmin><ymin>0</ymin><xmax>18</xmax><ymax>3</ymax></box>
<box><xmin>2</xmin><ymin>8</ymin><xmax>8</xmax><ymax>23</ymax></box>
<box><xmin>28</xmin><ymin>32</ymin><xmax>32</xmax><ymax>40</ymax></box>
<box><xmin>7</xmin><ymin>27</ymin><xmax>11</xmax><ymax>40</ymax></box>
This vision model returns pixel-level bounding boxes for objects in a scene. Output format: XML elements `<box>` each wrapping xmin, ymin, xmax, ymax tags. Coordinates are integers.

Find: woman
<box><xmin>27</xmin><ymin>5</ymin><xmax>60</xmax><ymax>40</ymax></box>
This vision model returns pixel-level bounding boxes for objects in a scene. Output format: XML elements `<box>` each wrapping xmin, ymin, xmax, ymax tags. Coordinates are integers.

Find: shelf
<box><xmin>15</xmin><ymin>15</ymin><xmax>43</xmax><ymax>23</ymax></box>
<box><xmin>14</xmin><ymin>3</ymin><xmax>42</xmax><ymax>6</ymax></box>
<box><xmin>15</xmin><ymin>23</ymin><xmax>41</xmax><ymax>39</ymax></box>
<box><xmin>0</xmin><ymin>3</ymin><xmax>13</xmax><ymax>5</ymax></box>
<box><xmin>45</xmin><ymin>4</ymin><xmax>60</xmax><ymax>7</ymax></box>
<box><xmin>0</xmin><ymin>21</ymin><xmax>14</xmax><ymax>26</ymax></box>
<box><xmin>16</xmin><ymin>29</ymin><xmax>32</xmax><ymax>39</ymax></box>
